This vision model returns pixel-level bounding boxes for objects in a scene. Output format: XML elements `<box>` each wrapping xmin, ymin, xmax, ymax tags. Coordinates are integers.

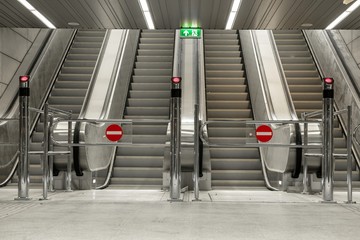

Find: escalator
<box><xmin>110</xmin><ymin>30</ymin><xmax>174</xmax><ymax>188</ymax></box>
<box><xmin>204</xmin><ymin>30</ymin><xmax>265</xmax><ymax>189</ymax></box>
<box><xmin>273</xmin><ymin>30</ymin><xmax>360</xmax><ymax>188</ymax></box>
<box><xmin>11</xmin><ymin>30</ymin><xmax>106</xmax><ymax>186</ymax></box>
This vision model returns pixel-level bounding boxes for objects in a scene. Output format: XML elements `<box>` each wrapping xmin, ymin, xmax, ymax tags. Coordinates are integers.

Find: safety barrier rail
<box><xmin>0</xmin><ymin>118</ymin><xmax>20</xmax><ymax>187</ymax></box>
<box><xmin>200</xmin><ymin>119</ymin><xmax>323</xmax><ymax>148</ymax></box>
<box><xmin>200</xmin><ymin>108</ymin><xmax>355</xmax><ymax>204</ymax></box>
<box><xmin>49</xmin><ymin>118</ymin><xmax>170</xmax><ymax>190</ymax></box>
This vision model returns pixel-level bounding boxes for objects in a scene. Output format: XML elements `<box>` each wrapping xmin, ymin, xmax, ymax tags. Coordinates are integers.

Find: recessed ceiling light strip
<box><xmin>139</xmin><ymin>0</ymin><xmax>155</xmax><ymax>29</ymax></box>
<box><xmin>326</xmin><ymin>0</ymin><xmax>360</xmax><ymax>29</ymax></box>
<box><xmin>225</xmin><ymin>0</ymin><xmax>242</xmax><ymax>30</ymax></box>
<box><xmin>18</xmin><ymin>0</ymin><xmax>56</xmax><ymax>28</ymax></box>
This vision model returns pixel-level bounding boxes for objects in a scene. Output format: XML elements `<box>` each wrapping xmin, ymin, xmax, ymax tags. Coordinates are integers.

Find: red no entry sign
<box><xmin>255</xmin><ymin>125</ymin><xmax>273</xmax><ymax>142</ymax></box>
<box><xmin>105</xmin><ymin>124</ymin><xmax>123</xmax><ymax>142</ymax></box>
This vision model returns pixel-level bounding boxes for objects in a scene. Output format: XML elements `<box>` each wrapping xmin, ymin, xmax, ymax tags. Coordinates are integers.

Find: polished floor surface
<box><xmin>0</xmin><ymin>188</ymin><xmax>360</xmax><ymax>240</ymax></box>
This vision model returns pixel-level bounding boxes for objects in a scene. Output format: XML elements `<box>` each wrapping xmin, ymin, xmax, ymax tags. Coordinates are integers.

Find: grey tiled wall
<box><xmin>0</xmin><ymin>28</ymin><xmax>40</xmax><ymax>98</ymax></box>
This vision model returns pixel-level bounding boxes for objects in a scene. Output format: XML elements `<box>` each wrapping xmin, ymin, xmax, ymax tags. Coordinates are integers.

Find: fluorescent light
<box><xmin>225</xmin><ymin>0</ymin><xmax>242</xmax><ymax>30</ymax></box>
<box><xmin>17</xmin><ymin>0</ymin><xmax>56</xmax><ymax>28</ymax></box>
<box><xmin>326</xmin><ymin>0</ymin><xmax>360</xmax><ymax>29</ymax></box>
<box><xmin>144</xmin><ymin>12</ymin><xmax>155</xmax><ymax>29</ymax></box>
<box><xmin>226</xmin><ymin>12</ymin><xmax>236</xmax><ymax>30</ymax></box>
<box><xmin>138</xmin><ymin>0</ymin><xmax>155</xmax><ymax>29</ymax></box>
<box><xmin>231</xmin><ymin>0</ymin><xmax>241</xmax><ymax>12</ymax></box>
<box><xmin>18</xmin><ymin>0</ymin><xmax>35</xmax><ymax>11</ymax></box>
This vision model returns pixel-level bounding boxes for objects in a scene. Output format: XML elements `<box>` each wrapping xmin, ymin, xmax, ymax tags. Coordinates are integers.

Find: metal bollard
<box><xmin>170</xmin><ymin>77</ymin><xmax>182</xmax><ymax>201</ymax></box>
<box><xmin>322</xmin><ymin>78</ymin><xmax>335</xmax><ymax>202</ymax></box>
<box><xmin>16</xmin><ymin>75</ymin><xmax>31</xmax><ymax>200</ymax></box>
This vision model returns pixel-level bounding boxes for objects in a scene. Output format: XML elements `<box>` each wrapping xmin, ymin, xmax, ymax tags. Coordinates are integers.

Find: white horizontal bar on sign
<box><xmin>256</xmin><ymin>132</ymin><xmax>272</xmax><ymax>136</ymax></box>
<box><xmin>106</xmin><ymin>131</ymin><xmax>123</xmax><ymax>135</ymax></box>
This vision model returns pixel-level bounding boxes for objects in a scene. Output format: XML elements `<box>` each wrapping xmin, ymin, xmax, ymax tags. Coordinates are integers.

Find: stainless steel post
<box><xmin>41</xmin><ymin>103</ymin><xmax>49</xmax><ymax>200</ymax></box>
<box><xmin>193</xmin><ymin>104</ymin><xmax>200</xmax><ymax>201</ymax></box>
<box><xmin>346</xmin><ymin>105</ymin><xmax>355</xmax><ymax>203</ymax></box>
<box><xmin>322</xmin><ymin>78</ymin><xmax>335</xmax><ymax>202</ymax></box>
<box><xmin>170</xmin><ymin>78</ymin><xmax>182</xmax><ymax>201</ymax></box>
<box><xmin>16</xmin><ymin>75</ymin><xmax>30</xmax><ymax>200</ymax></box>
<box><xmin>66</xmin><ymin>117</ymin><xmax>72</xmax><ymax>191</ymax></box>
<box><xmin>49</xmin><ymin>114</ymin><xmax>55</xmax><ymax>192</ymax></box>
<box><xmin>302</xmin><ymin>113</ymin><xmax>309</xmax><ymax>194</ymax></box>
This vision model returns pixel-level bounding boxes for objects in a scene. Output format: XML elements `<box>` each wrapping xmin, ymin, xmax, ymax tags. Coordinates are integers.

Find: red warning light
<box><xmin>20</xmin><ymin>75</ymin><xmax>30</xmax><ymax>82</ymax></box>
<box><xmin>324</xmin><ymin>78</ymin><xmax>334</xmax><ymax>84</ymax></box>
<box><xmin>171</xmin><ymin>77</ymin><xmax>181</xmax><ymax>84</ymax></box>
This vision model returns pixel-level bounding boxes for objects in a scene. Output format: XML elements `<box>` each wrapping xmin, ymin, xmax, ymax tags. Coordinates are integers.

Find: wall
<box><xmin>0</xmin><ymin>28</ymin><xmax>40</xmax><ymax>98</ymax></box>
<box><xmin>338</xmin><ymin>30</ymin><xmax>360</xmax><ymax>69</ymax></box>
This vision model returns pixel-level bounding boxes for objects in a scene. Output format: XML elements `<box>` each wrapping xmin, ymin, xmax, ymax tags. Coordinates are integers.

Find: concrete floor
<box><xmin>0</xmin><ymin>188</ymin><xmax>360</xmax><ymax>240</ymax></box>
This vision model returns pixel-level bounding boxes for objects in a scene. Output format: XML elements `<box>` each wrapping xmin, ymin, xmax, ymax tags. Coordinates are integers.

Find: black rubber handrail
<box><xmin>292</xmin><ymin>123</ymin><xmax>302</xmax><ymax>178</ymax></box>
<box><xmin>73</xmin><ymin>122</ymin><xmax>83</xmax><ymax>176</ymax></box>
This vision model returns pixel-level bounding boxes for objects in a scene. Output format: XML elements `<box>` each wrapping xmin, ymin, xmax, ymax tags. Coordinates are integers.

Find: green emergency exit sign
<box><xmin>180</xmin><ymin>28</ymin><xmax>202</xmax><ymax>38</ymax></box>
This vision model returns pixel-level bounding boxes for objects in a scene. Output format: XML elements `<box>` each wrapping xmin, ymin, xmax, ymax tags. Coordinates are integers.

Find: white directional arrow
<box><xmin>183</xmin><ymin>30</ymin><xmax>189</xmax><ymax>36</ymax></box>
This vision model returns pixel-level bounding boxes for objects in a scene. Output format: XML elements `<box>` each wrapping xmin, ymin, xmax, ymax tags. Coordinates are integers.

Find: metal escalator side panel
<box><xmin>240</xmin><ymin>30</ymin><xmax>293</xmax><ymax>174</ymax></box>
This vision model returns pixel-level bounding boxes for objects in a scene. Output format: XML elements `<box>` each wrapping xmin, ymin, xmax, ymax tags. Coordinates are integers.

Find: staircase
<box><xmin>204</xmin><ymin>30</ymin><xmax>265</xmax><ymax>189</ymax></box>
<box><xmin>110</xmin><ymin>30</ymin><xmax>174</xmax><ymax>188</ymax></box>
<box><xmin>273</xmin><ymin>30</ymin><xmax>360</xmax><ymax>188</ymax></box>
<box><xmin>11</xmin><ymin>30</ymin><xmax>106</xmax><ymax>185</ymax></box>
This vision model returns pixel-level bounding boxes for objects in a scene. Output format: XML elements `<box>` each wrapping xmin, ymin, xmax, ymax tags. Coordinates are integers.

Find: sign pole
<box><xmin>322</xmin><ymin>78</ymin><xmax>335</xmax><ymax>202</ymax></box>
<box><xmin>16</xmin><ymin>76</ymin><xmax>31</xmax><ymax>200</ymax></box>
<box><xmin>170</xmin><ymin>77</ymin><xmax>182</xmax><ymax>201</ymax></box>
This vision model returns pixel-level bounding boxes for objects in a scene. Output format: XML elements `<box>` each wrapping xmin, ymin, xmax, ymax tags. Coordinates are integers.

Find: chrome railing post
<box><xmin>66</xmin><ymin>114</ymin><xmax>73</xmax><ymax>192</ymax></box>
<box><xmin>41</xmin><ymin>103</ymin><xmax>49</xmax><ymax>200</ymax></box>
<box><xmin>193</xmin><ymin>104</ymin><xmax>200</xmax><ymax>201</ymax></box>
<box><xmin>49</xmin><ymin>114</ymin><xmax>55</xmax><ymax>192</ymax></box>
<box><xmin>322</xmin><ymin>78</ymin><xmax>335</xmax><ymax>202</ymax></box>
<box><xmin>16</xmin><ymin>75</ymin><xmax>31</xmax><ymax>200</ymax></box>
<box><xmin>170</xmin><ymin>78</ymin><xmax>182</xmax><ymax>201</ymax></box>
<box><xmin>302</xmin><ymin>112</ymin><xmax>309</xmax><ymax>194</ymax></box>
<box><xmin>346</xmin><ymin>106</ymin><xmax>355</xmax><ymax>203</ymax></box>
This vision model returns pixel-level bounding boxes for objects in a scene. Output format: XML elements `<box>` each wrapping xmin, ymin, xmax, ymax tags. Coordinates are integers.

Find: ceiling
<box><xmin>1</xmin><ymin>0</ymin><xmax>360</xmax><ymax>29</ymax></box>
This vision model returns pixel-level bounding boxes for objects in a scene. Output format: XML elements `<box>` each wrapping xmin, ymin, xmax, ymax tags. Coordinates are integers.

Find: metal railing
<box><xmin>200</xmin><ymin>119</ymin><xmax>322</xmax><ymax>148</ymax></box>
<box><xmin>50</xmin><ymin>118</ymin><xmax>170</xmax><ymax>190</ymax></box>
<box><xmin>200</xmin><ymin>112</ymin><xmax>356</xmax><ymax>203</ymax></box>
<box><xmin>0</xmin><ymin>117</ymin><xmax>20</xmax><ymax>187</ymax></box>
<box><xmin>302</xmin><ymin>107</ymin><xmax>355</xmax><ymax>203</ymax></box>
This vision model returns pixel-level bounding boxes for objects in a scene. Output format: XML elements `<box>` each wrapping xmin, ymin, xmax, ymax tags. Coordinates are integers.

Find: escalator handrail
<box><xmin>237</xmin><ymin>30</ymin><xmax>280</xmax><ymax>190</ymax></box>
<box><xmin>96</xmin><ymin>30</ymin><xmax>138</xmax><ymax>189</ymax></box>
<box><xmin>269</xmin><ymin>31</ymin><xmax>302</xmax><ymax>178</ymax></box>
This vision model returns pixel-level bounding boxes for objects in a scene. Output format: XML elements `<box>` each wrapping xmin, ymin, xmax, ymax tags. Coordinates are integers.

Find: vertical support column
<box><xmin>322</xmin><ymin>77</ymin><xmax>335</xmax><ymax>202</ymax></box>
<box><xmin>170</xmin><ymin>77</ymin><xmax>182</xmax><ymax>201</ymax></box>
<box><xmin>16</xmin><ymin>75</ymin><xmax>31</xmax><ymax>200</ymax></box>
